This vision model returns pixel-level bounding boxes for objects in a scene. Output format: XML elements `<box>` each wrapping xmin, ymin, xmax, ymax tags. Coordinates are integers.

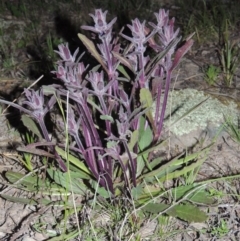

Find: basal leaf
<box><xmin>55</xmin><ymin>146</ymin><xmax>91</xmax><ymax>176</ymax></box>
<box><xmin>143</xmin><ymin>144</ymin><xmax>211</xmax><ymax>181</ymax></box>
<box><xmin>17</xmin><ymin>146</ymin><xmax>55</xmax><ymax>158</ymax></box>
<box><xmin>0</xmin><ymin>194</ymin><xmax>38</xmax><ymax>205</ymax></box>
<box><xmin>169</xmin><ymin>185</ymin><xmax>215</xmax><ymax>205</ymax></box>
<box><xmin>0</xmin><ymin>194</ymin><xmax>65</xmax><ymax>206</ymax></box>
<box><xmin>136</xmin><ymin>156</ymin><xmax>146</xmax><ymax>177</ymax></box>
<box><xmin>91</xmin><ymin>180</ymin><xmax>111</xmax><ymax>198</ymax></box>
<box><xmin>136</xmin><ymin>117</ymin><xmax>153</xmax><ymax>176</ymax></box>
<box><xmin>167</xmin><ymin>204</ymin><xmax>208</xmax><ymax>223</ymax></box>
<box><xmin>157</xmin><ymin>154</ymin><xmax>208</xmax><ymax>182</ymax></box>
<box><xmin>143</xmin><ymin>202</ymin><xmax>208</xmax><ymax>223</ymax></box>
<box><xmin>47</xmin><ymin>169</ymin><xmax>87</xmax><ymax>195</ymax></box>
<box><xmin>78</xmin><ymin>33</ymin><xmax>107</xmax><ymax>72</ymax></box>
<box><xmin>138</xmin><ymin>123</ymin><xmax>153</xmax><ymax>151</ymax></box>
<box><xmin>140</xmin><ymin>88</ymin><xmax>153</xmax><ymax>109</ymax></box>
<box><xmin>131</xmin><ymin>184</ymin><xmax>144</xmax><ymax>200</ymax></box>
<box><xmin>140</xmin><ymin>88</ymin><xmax>155</xmax><ymax>130</ymax></box>
<box><xmin>143</xmin><ymin>203</ymin><xmax>170</xmax><ymax>213</ymax></box>
<box><xmin>5</xmin><ymin>171</ymin><xmax>67</xmax><ymax>194</ymax></box>
<box><xmin>128</xmin><ymin>130</ymin><xmax>139</xmax><ymax>151</ymax></box>
<box><xmin>21</xmin><ymin>114</ymin><xmax>42</xmax><ymax>139</ymax></box>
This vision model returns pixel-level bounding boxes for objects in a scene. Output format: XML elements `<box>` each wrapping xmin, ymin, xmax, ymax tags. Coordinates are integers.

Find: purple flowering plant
<box><xmin>0</xmin><ymin>9</ymin><xmax>193</xmax><ymax>196</ymax></box>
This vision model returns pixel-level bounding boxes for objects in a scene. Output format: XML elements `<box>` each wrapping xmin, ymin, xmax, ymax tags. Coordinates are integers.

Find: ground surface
<box><xmin>0</xmin><ymin>0</ymin><xmax>240</xmax><ymax>240</ymax></box>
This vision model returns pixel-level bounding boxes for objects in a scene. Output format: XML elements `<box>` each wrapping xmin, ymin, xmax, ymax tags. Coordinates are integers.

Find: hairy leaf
<box><xmin>78</xmin><ymin>33</ymin><xmax>107</xmax><ymax>72</ymax></box>
<box><xmin>112</xmin><ymin>51</ymin><xmax>134</xmax><ymax>72</ymax></box>
<box><xmin>21</xmin><ymin>114</ymin><xmax>43</xmax><ymax>139</ymax></box>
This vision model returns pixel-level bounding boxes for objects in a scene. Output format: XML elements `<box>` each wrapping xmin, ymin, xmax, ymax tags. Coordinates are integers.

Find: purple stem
<box><xmin>138</xmin><ymin>51</ymin><xmax>146</xmax><ymax>88</ymax></box>
<box><xmin>156</xmin><ymin>70</ymin><xmax>172</xmax><ymax>139</ymax></box>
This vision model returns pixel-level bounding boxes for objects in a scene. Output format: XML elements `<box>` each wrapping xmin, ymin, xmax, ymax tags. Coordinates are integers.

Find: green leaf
<box><xmin>21</xmin><ymin>114</ymin><xmax>43</xmax><ymax>139</ymax></box>
<box><xmin>138</xmin><ymin>126</ymin><xmax>153</xmax><ymax>151</ymax></box>
<box><xmin>140</xmin><ymin>88</ymin><xmax>153</xmax><ymax>109</ymax></box>
<box><xmin>5</xmin><ymin>171</ymin><xmax>67</xmax><ymax>194</ymax></box>
<box><xmin>42</xmin><ymin>85</ymin><xmax>57</xmax><ymax>96</ymax></box>
<box><xmin>55</xmin><ymin>146</ymin><xmax>92</xmax><ymax>176</ymax></box>
<box><xmin>148</xmin><ymin>156</ymin><xmax>163</xmax><ymax>170</ymax></box>
<box><xmin>91</xmin><ymin>180</ymin><xmax>111</xmax><ymax>198</ymax></box>
<box><xmin>117</xmin><ymin>64</ymin><xmax>131</xmax><ymax>80</ymax></box>
<box><xmin>140</xmin><ymin>88</ymin><xmax>157</xmax><ymax>135</ymax></box>
<box><xmin>78</xmin><ymin>33</ymin><xmax>107</xmax><ymax>72</ymax></box>
<box><xmin>100</xmin><ymin>115</ymin><xmax>114</xmax><ymax>123</ymax></box>
<box><xmin>112</xmin><ymin>51</ymin><xmax>134</xmax><ymax>72</ymax></box>
<box><xmin>143</xmin><ymin>202</ymin><xmax>208</xmax><ymax>223</ymax></box>
<box><xmin>168</xmin><ymin>204</ymin><xmax>208</xmax><ymax>223</ymax></box>
<box><xmin>128</xmin><ymin>130</ymin><xmax>139</xmax><ymax>151</ymax></box>
<box><xmin>107</xmin><ymin>141</ymin><xmax>118</xmax><ymax>148</ymax></box>
<box><xmin>47</xmin><ymin>169</ymin><xmax>87</xmax><ymax>195</ymax></box>
<box><xmin>143</xmin><ymin>202</ymin><xmax>170</xmax><ymax>213</ymax></box>
<box><xmin>136</xmin><ymin>117</ymin><xmax>153</xmax><ymax>176</ymax></box>
<box><xmin>158</xmin><ymin>154</ymin><xmax>208</xmax><ymax>182</ymax></box>
<box><xmin>0</xmin><ymin>194</ymin><xmax>65</xmax><ymax>206</ymax></box>
<box><xmin>143</xmin><ymin>144</ymin><xmax>212</xmax><ymax>181</ymax></box>
<box><xmin>138</xmin><ymin>139</ymin><xmax>168</xmax><ymax>159</ymax></box>
<box><xmin>131</xmin><ymin>184</ymin><xmax>144</xmax><ymax>200</ymax></box>
<box><xmin>168</xmin><ymin>185</ymin><xmax>215</xmax><ymax>205</ymax></box>
<box><xmin>0</xmin><ymin>194</ymin><xmax>38</xmax><ymax>205</ymax></box>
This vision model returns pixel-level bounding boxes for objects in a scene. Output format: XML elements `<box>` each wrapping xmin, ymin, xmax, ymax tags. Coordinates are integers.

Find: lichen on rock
<box><xmin>152</xmin><ymin>88</ymin><xmax>238</xmax><ymax>136</ymax></box>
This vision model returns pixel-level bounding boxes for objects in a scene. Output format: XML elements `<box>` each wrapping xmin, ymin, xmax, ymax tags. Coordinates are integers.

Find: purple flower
<box><xmin>22</xmin><ymin>89</ymin><xmax>46</xmax><ymax>119</ymax></box>
<box><xmin>121</xmin><ymin>19</ymin><xmax>147</xmax><ymax>53</ymax></box>
<box><xmin>55</xmin><ymin>43</ymin><xmax>79</xmax><ymax>62</ymax></box>
<box><xmin>149</xmin><ymin>9</ymin><xmax>169</xmax><ymax>31</ymax></box>
<box><xmin>81</xmin><ymin>9</ymin><xmax>117</xmax><ymax>37</ymax></box>
<box><xmin>87</xmin><ymin>71</ymin><xmax>114</xmax><ymax>97</ymax></box>
<box><xmin>55</xmin><ymin>64</ymin><xmax>66</xmax><ymax>81</ymax></box>
<box><xmin>128</xmin><ymin>19</ymin><xmax>146</xmax><ymax>43</ymax></box>
<box><xmin>87</xmin><ymin>71</ymin><xmax>105</xmax><ymax>94</ymax></box>
<box><xmin>53</xmin><ymin>62</ymin><xmax>87</xmax><ymax>93</ymax></box>
<box><xmin>159</xmin><ymin>18</ymin><xmax>179</xmax><ymax>47</ymax></box>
